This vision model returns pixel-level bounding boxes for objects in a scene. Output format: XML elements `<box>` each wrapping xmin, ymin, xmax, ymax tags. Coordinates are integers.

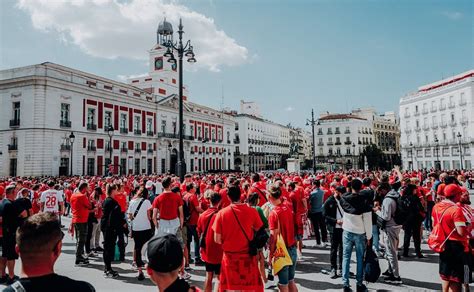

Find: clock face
<box><xmin>155</xmin><ymin>57</ymin><xmax>163</xmax><ymax>70</ymax></box>
<box><xmin>171</xmin><ymin>63</ymin><xmax>177</xmax><ymax>71</ymax></box>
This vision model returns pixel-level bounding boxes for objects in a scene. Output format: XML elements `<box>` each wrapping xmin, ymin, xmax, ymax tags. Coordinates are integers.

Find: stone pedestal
<box><xmin>287</xmin><ymin>158</ymin><xmax>300</xmax><ymax>173</ymax></box>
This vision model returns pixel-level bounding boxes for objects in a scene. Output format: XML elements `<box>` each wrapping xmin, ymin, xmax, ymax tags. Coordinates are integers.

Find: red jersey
<box><xmin>64</xmin><ymin>189</ymin><xmax>73</xmax><ymax>203</ymax></box>
<box><xmin>197</xmin><ymin>207</ymin><xmax>223</xmax><ymax>264</ymax></box>
<box><xmin>212</xmin><ymin>204</ymin><xmax>263</xmax><ymax>253</ymax></box>
<box><xmin>31</xmin><ymin>191</ymin><xmax>41</xmax><ymax>214</ymax></box>
<box><xmin>290</xmin><ymin>187</ymin><xmax>306</xmax><ymax>215</ymax></box>
<box><xmin>70</xmin><ymin>192</ymin><xmax>91</xmax><ymax>224</ymax></box>
<box><xmin>152</xmin><ymin>191</ymin><xmax>183</xmax><ymax>220</ymax></box>
<box><xmin>114</xmin><ymin>193</ymin><xmax>127</xmax><ymax>213</ymax></box>
<box><xmin>219</xmin><ymin>188</ymin><xmax>231</xmax><ymax>209</ymax></box>
<box><xmin>248</xmin><ymin>182</ymin><xmax>267</xmax><ymax>207</ymax></box>
<box><xmin>432</xmin><ymin>200</ymin><xmax>467</xmax><ymax>245</ymax></box>
<box><xmin>268</xmin><ymin>203</ymin><xmax>296</xmax><ymax>248</ymax></box>
<box><xmin>183</xmin><ymin>192</ymin><xmax>200</xmax><ymax>225</ymax></box>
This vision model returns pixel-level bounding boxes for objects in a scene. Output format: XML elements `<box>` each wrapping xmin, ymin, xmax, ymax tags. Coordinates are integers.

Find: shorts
<box><xmin>439</xmin><ymin>240</ymin><xmax>468</xmax><ymax>284</ymax></box>
<box><xmin>205</xmin><ymin>262</ymin><xmax>221</xmax><ymax>275</ymax></box>
<box><xmin>157</xmin><ymin>218</ymin><xmax>184</xmax><ymax>248</ymax></box>
<box><xmin>2</xmin><ymin>235</ymin><xmax>18</xmax><ymax>261</ymax></box>
<box><xmin>277</xmin><ymin>246</ymin><xmax>298</xmax><ymax>285</ymax></box>
<box><xmin>181</xmin><ymin>226</ymin><xmax>188</xmax><ymax>245</ymax></box>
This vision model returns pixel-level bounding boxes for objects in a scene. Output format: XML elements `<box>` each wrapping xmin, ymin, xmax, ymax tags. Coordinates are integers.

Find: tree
<box><xmin>362</xmin><ymin>144</ymin><xmax>385</xmax><ymax>170</ymax></box>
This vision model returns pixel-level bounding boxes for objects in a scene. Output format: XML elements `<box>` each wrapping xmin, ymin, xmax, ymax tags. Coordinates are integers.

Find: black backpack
<box><xmin>182</xmin><ymin>197</ymin><xmax>191</xmax><ymax>223</ymax></box>
<box><xmin>364</xmin><ymin>248</ymin><xmax>381</xmax><ymax>283</ymax></box>
<box><xmin>386</xmin><ymin>194</ymin><xmax>412</xmax><ymax>226</ymax></box>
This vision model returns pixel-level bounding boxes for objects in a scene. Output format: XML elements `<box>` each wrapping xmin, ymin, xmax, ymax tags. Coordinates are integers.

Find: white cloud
<box><xmin>16</xmin><ymin>0</ymin><xmax>249</xmax><ymax>72</ymax></box>
<box><xmin>285</xmin><ymin>106</ymin><xmax>294</xmax><ymax>112</ymax></box>
<box><xmin>441</xmin><ymin>11</ymin><xmax>463</xmax><ymax>20</ymax></box>
<box><xmin>117</xmin><ymin>72</ymin><xmax>147</xmax><ymax>81</ymax></box>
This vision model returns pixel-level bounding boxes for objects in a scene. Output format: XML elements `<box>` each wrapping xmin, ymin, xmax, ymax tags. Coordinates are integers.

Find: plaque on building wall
<box><xmin>154</xmin><ymin>57</ymin><xmax>163</xmax><ymax>70</ymax></box>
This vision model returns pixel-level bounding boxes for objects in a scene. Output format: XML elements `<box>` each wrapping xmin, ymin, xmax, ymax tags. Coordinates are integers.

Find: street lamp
<box><xmin>434</xmin><ymin>136</ymin><xmax>440</xmax><ymax>170</ymax></box>
<box><xmin>158</xmin><ymin>18</ymin><xmax>196</xmax><ymax>182</ymax></box>
<box><xmin>409</xmin><ymin>142</ymin><xmax>413</xmax><ymax>171</ymax></box>
<box><xmin>457</xmin><ymin>132</ymin><xmax>463</xmax><ymax>170</ymax></box>
<box><xmin>306</xmin><ymin>109</ymin><xmax>319</xmax><ymax>173</ymax></box>
<box><xmin>107</xmin><ymin>125</ymin><xmax>114</xmax><ymax>175</ymax></box>
<box><xmin>249</xmin><ymin>145</ymin><xmax>254</xmax><ymax>172</ymax></box>
<box><xmin>69</xmin><ymin>131</ymin><xmax>75</xmax><ymax>175</ymax></box>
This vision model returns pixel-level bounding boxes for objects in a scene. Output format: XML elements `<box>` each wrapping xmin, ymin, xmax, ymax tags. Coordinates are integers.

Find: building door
<box><xmin>161</xmin><ymin>159</ymin><xmax>166</xmax><ymax>174</ymax></box>
<box><xmin>87</xmin><ymin>158</ymin><xmax>95</xmax><ymax>176</ymax></box>
<box><xmin>120</xmin><ymin>159</ymin><xmax>127</xmax><ymax>175</ymax></box>
<box><xmin>134</xmin><ymin>159</ymin><xmax>140</xmax><ymax>175</ymax></box>
<box><xmin>147</xmin><ymin>159</ymin><xmax>152</xmax><ymax>175</ymax></box>
<box><xmin>170</xmin><ymin>149</ymin><xmax>178</xmax><ymax>174</ymax></box>
<box><xmin>9</xmin><ymin>159</ymin><xmax>17</xmax><ymax>176</ymax></box>
<box><xmin>190</xmin><ymin>159</ymin><xmax>194</xmax><ymax>172</ymax></box>
<box><xmin>59</xmin><ymin>158</ymin><xmax>69</xmax><ymax>176</ymax></box>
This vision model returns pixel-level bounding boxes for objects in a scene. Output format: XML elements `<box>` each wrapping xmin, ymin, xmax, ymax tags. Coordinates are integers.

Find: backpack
<box><xmin>364</xmin><ymin>247</ymin><xmax>381</xmax><ymax>283</ymax></box>
<box><xmin>385</xmin><ymin>194</ymin><xmax>412</xmax><ymax>226</ymax></box>
<box><xmin>182</xmin><ymin>196</ymin><xmax>191</xmax><ymax>223</ymax></box>
<box><xmin>428</xmin><ymin>205</ymin><xmax>456</xmax><ymax>253</ymax></box>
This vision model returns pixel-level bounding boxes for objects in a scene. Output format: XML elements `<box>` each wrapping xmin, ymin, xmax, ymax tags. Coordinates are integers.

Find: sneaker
<box><xmin>131</xmin><ymin>262</ymin><xmax>137</xmax><ymax>269</ymax></box>
<box><xmin>184</xmin><ymin>265</ymin><xmax>192</xmax><ymax>271</ymax></box>
<box><xmin>104</xmin><ymin>270</ymin><xmax>119</xmax><ymax>278</ymax></box>
<box><xmin>382</xmin><ymin>269</ymin><xmax>393</xmax><ymax>277</ymax></box>
<box><xmin>0</xmin><ymin>275</ymin><xmax>8</xmax><ymax>284</ymax></box>
<box><xmin>356</xmin><ymin>283</ymin><xmax>368</xmax><ymax>292</ymax></box>
<box><xmin>181</xmin><ymin>271</ymin><xmax>191</xmax><ymax>280</ymax></box>
<box><xmin>375</xmin><ymin>250</ymin><xmax>384</xmax><ymax>258</ymax></box>
<box><xmin>6</xmin><ymin>276</ymin><xmax>19</xmax><ymax>285</ymax></box>
<box><xmin>95</xmin><ymin>246</ymin><xmax>104</xmax><ymax>252</ymax></box>
<box><xmin>194</xmin><ymin>258</ymin><xmax>205</xmax><ymax>265</ymax></box>
<box><xmin>188</xmin><ymin>258</ymin><xmax>195</xmax><ymax>264</ymax></box>
<box><xmin>337</xmin><ymin>269</ymin><xmax>342</xmax><ymax>277</ymax></box>
<box><xmin>343</xmin><ymin>286</ymin><xmax>352</xmax><ymax>292</ymax></box>
<box><xmin>384</xmin><ymin>275</ymin><xmax>402</xmax><ymax>284</ymax></box>
<box><xmin>87</xmin><ymin>251</ymin><xmax>97</xmax><ymax>257</ymax></box>
<box><xmin>265</xmin><ymin>281</ymin><xmax>277</xmax><ymax>289</ymax></box>
<box><xmin>329</xmin><ymin>269</ymin><xmax>338</xmax><ymax>279</ymax></box>
<box><xmin>137</xmin><ymin>272</ymin><xmax>145</xmax><ymax>281</ymax></box>
<box><xmin>75</xmin><ymin>257</ymin><xmax>89</xmax><ymax>266</ymax></box>
<box><xmin>416</xmin><ymin>253</ymin><xmax>426</xmax><ymax>259</ymax></box>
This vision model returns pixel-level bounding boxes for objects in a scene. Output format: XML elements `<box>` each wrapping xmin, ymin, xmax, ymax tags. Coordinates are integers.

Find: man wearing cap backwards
<box><xmin>147</xmin><ymin>234</ymin><xmax>199</xmax><ymax>292</ymax></box>
<box><xmin>432</xmin><ymin>184</ymin><xmax>467</xmax><ymax>292</ymax></box>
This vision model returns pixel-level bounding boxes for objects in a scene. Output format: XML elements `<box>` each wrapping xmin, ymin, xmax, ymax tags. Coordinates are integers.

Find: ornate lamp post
<box><xmin>69</xmin><ymin>131</ymin><xmax>75</xmax><ymax>175</ymax></box>
<box><xmin>306</xmin><ymin>109</ymin><xmax>319</xmax><ymax>173</ymax></box>
<box><xmin>158</xmin><ymin>18</ymin><xmax>196</xmax><ymax>182</ymax></box>
<box><xmin>457</xmin><ymin>132</ymin><xmax>463</xmax><ymax>170</ymax></box>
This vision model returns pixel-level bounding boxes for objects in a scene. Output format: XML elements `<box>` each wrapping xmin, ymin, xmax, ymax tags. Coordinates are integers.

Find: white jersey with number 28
<box><xmin>40</xmin><ymin>189</ymin><xmax>63</xmax><ymax>213</ymax></box>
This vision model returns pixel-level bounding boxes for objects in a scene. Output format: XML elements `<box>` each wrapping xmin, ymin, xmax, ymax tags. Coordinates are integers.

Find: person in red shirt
<box><xmin>64</xmin><ymin>185</ymin><xmax>73</xmax><ymax>216</ymax></box>
<box><xmin>213</xmin><ymin>185</ymin><xmax>264</xmax><ymax>291</ymax></box>
<box><xmin>114</xmin><ymin>183</ymin><xmax>128</xmax><ymax>261</ymax></box>
<box><xmin>152</xmin><ymin>177</ymin><xmax>184</xmax><ymax>243</ymax></box>
<box><xmin>70</xmin><ymin>182</ymin><xmax>92</xmax><ymax>265</ymax></box>
<box><xmin>183</xmin><ymin>183</ymin><xmax>204</xmax><ymax>265</ymax></box>
<box><xmin>88</xmin><ymin>187</ymin><xmax>104</xmax><ymax>253</ymax></box>
<box><xmin>197</xmin><ymin>191</ymin><xmax>223</xmax><ymax>292</ymax></box>
<box><xmin>267</xmin><ymin>183</ymin><xmax>297</xmax><ymax>290</ymax></box>
<box><xmin>248</xmin><ymin>173</ymin><xmax>268</xmax><ymax>207</ymax></box>
<box><xmin>30</xmin><ymin>184</ymin><xmax>41</xmax><ymax>215</ymax></box>
<box><xmin>432</xmin><ymin>184</ymin><xmax>467</xmax><ymax>291</ymax></box>
<box><xmin>288</xmin><ymin>181</ymin><xmax>307</xmax><ymax>256</ymax></box>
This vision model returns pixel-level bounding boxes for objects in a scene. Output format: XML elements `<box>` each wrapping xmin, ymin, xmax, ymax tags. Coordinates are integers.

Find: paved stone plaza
<box><xmin>0</xmin><ymin>215</ymin><xmax>460</xmax><ymax>292</ymax></box>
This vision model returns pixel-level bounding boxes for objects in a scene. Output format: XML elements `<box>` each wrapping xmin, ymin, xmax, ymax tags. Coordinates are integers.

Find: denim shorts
<box><xmin>277</xmin><ymin>246</ymin><xmax>298</xmax><ymax>285</ymax></box>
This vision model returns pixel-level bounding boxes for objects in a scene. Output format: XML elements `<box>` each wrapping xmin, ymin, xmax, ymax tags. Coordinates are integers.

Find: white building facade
<box><xmin>0</xmin><ymin>20</ymin><xmax>235</xmax><ymax>176</ymax></box>
<box><xmin>233</xmin><ymin>114</ymin><xmax>290</xmax><ymax>172</ymax></box>
<box><xmin>399</xmin><ymin>70</ymin><xmax>474</xmax><ymax>170</ymax></box>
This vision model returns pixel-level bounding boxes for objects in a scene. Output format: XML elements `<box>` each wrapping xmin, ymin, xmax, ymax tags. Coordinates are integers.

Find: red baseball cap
<box><xmin>444</xmin><ymin>184</ymin><xmax>461</xmax><ymax>198</ymax></box>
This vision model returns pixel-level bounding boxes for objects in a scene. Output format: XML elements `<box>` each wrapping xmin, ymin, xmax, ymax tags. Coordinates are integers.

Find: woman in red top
<box><xmin>197</xmin><ymin>191</ymin><xmax>223</xmax><ymax>292</ymax></box>
<box><xmin>89</xmin><ymin>187</ymin><xmax>104</xmax><ymax>253</ymax></box>
<box><xmin>213</xmin><ymin>185</ymin><xmax>263</xmax><ymax>292</ymax></box>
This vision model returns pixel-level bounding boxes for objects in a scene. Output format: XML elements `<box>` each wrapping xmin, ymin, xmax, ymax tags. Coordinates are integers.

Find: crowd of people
<box><xmin>0</xmin><ymin>168</ymin><xmax>473</xmax><ymax>292</ymax></box>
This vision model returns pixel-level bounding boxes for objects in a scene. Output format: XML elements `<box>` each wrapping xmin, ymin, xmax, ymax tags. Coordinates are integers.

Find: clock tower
<box><xmin>128</xmin><ymin>18</ymin><xmax>189</xmax><ymax>100</ymax></box>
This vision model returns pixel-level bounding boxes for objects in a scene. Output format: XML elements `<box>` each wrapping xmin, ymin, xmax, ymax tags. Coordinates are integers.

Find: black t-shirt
<box><xmin>2</xmin><ymin>273</ymin><xmax>95</xmax><ymax>292</ymax></box>
<box><xmin>0</xmin><ymin>199</ymin><xmax>21</xmax><ymax>236</ymax></box>
<box><xmin>164</xmin><ymin>277</ymin><xmax>196</xmax><ymax>292</ymax></box>
<box><xmin>101</xmin><ymin>197</ymin><xmax>124</xmax><ymax>232</ymax></box>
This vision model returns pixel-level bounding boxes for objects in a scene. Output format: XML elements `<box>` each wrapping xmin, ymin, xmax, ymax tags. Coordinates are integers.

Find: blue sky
<box><xmin>1</xmin><ymin>0</ymin><xmax>472</xmax><ymax>128</ymax></box>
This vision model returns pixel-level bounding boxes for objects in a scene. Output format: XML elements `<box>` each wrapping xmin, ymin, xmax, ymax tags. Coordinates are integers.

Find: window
<box><xmin>346</xmin><ymin>148</ymin><xmax>351</xmax><ymax>155</ymax></box>
<box><xmin>161</xmin><ymin>120</ymin><xmax>166</xmax><ymax>133</ymax></box>
<box><xmin>61</xmin><ymin>104</ymin><xmax>70</xmax><ymax>121</ymax></box>
<box><xmin>190</xmin><ymin>125</ymin><xmax>195</xmax><ymax>137</ymax></box>
<box><xmin>120</xmin><ymin>113</ymin><xmax>127</xmax><ymax>129</ymax></box>
<box><xmin>211</xmin><ymin>128</ymin><xmax>216</xmax><ymax>140</ymax></box>
<box><xmin>172</xmin><ymin>121</ymin><xmax>177</xmax><ymax>134</ymax></box>
<box><xmin>104</xmin><ymin>111</ymin><xmax>112</xmax><ymax>128</ymax></box>
<box><xmin>450</xmin><ymin>113</ymin><xmax>455</xmax><ymax>122</ymax></box>
<box><xmin>147</xmin><ymin>118</ymin><xmax>153</xmax><ymax>132</ymax></box>
<box><xmin>415</xmin><ymin>105</ymin><xmax>418</xmax><ymax>113</ymax></box>
<box><xmin>336</xmin><ymin>148</ymin><xmax>341</xmax><ymax>155</ymax></box>
<box><xmin>87</xmin><ymin>158</ymin><xmax>95</xmax><ymax>176</ymax></box>
<box><xmin>204</xmin><ymin>128</ymin><xmax>209</xmax><ymax>139</ymax></box>
<box><xmin>12</xmin><ymin>102</ymin><xmax>20</xmax><ymax>121</ymax></box>
<box><xmin>87</xmin><ymin>108</ymin><xmax>95</xmax><ymax>125</ymax></box>
<box><xmin>226</xmin><ymin>131</ymin><xmax>230</xmax><ymax>142</ymax></box>
<box><xmin>134</xmin><ymin>116</ymin><xmax>140</xmax><ymax>131</ymax></box>
<box><xmin>121</xmin><ymin>142</ymin><xmax>127</xmax><ymax>149</ymax></box>
<box><xmin>198</xmin><ymin>127</ymin><xmax>202</xmax><ymax>139</ymax></box>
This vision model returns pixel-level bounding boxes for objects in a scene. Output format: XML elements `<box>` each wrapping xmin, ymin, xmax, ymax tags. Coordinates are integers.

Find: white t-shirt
<box><xmin>127</xmin><ymin>198</ymin><xmax>152</xmax><ymax>231</ymax></box>
<box><xmin>154</xmin><ymin>182</ymin><xmax>163</xmax><ymax>195</ymax></box>
<box><xmin>40</xmin><ymin>189</ymin><xmax>64</xmax><ymax>213</ymax></box>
